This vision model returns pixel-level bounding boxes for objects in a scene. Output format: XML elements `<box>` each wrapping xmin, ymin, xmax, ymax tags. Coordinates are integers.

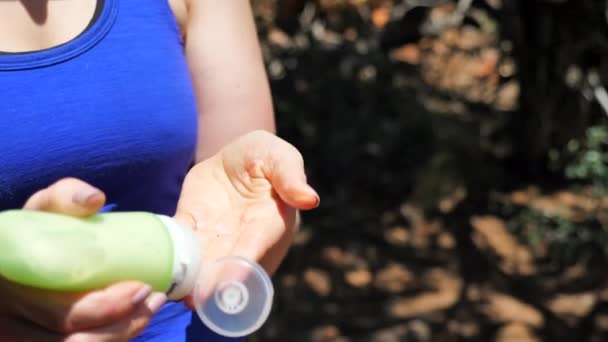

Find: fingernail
<box><xmin>73</xmin><ymin>187</ymin><xmax>101</xmax><ymax>206</ymax></box>
<box><xmin>131</xmin><ymin>285</ymin><xmax>152</xmax><ymax>305</ymax></box>
<box><xmin>308</xmin><ymin>187</ymin><xmax>320</xmax><ymax>207</ymax></box>
<box><xmin>147</xmin><ymin>293</ymin><xmax>167</xmax><ymax>313</ymax></box>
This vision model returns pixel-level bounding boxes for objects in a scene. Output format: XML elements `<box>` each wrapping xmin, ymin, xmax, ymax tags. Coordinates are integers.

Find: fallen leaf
<box><xmin>480</xmin><ymin>291</ymin><xmax>544</xmax><ymax>328</ymax></box>
<box><xmin>345</xmin><ymin>269</ymin><xmax>373</xmax><ymax>288</ymax></box>
<box><xmin>322</xmin><ymin>246</ymin><xmax>366</xmax><ymax>268</ymax></box>
<box><xmin>304</xmin><ymin>268</ymin><xmax>332</xmax><ymax>297</ymax></box>
<box><xmin>471</xmin><ymin>215</ymin><xmax>536</xmax><ymax>275</ymax></box>
<box><xmin>546</xmin><ymin>292</ymin><xmax>597</xmax><ymax>321</ymax></box>
<box><xmin>495</xmin><ymin>323</ymin><xmax>539</xmax><ymax>342</ymax></box>
<box><xmin>375</xmin><ymin>263</ymin><xmax>414</xmax><ymax>293</ymax></box>
<box><xmin>384</xmin><ymin>226</ymin><xmax>410</xmax><ymax>246</ymax></box>
<box><xmin>389</xmin><ymin>268</ymin><xmax>461</xmax><ymax>318</ymax></box>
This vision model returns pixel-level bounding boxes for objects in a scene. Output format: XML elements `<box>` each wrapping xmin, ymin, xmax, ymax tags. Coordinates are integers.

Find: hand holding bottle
<box><xmin>0</xmin><ymin>131</ymin><xmax>319</xmax><ymax>340</ymax></box>
<box><xmin>0</xmin><ymin>178</ymin><xmax>166</xmax><ymax>342</ymax></box>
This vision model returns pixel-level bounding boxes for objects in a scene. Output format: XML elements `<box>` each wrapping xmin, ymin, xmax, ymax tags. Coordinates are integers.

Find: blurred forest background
<box><xmin>249</xmin><ymin>0</ymin><xmax>608</xmax><ymax>341</ymax></box>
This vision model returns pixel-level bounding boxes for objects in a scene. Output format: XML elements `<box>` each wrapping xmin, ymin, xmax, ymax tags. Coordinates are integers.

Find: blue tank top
<box><xmin>0</xmin><ymin>1</ymin><xmax>241</xmax><ymax>341</ymax></box>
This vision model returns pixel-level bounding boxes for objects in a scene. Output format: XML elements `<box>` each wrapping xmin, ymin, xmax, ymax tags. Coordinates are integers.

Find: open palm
<box><xmin>173</xmin><ymin>131</ymin><xmax>319</xmax><ymax>306</ymax></box>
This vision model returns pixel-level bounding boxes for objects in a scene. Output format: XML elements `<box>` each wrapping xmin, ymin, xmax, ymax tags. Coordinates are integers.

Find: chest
<box><xmin>0</xmin><ymin>0</ymin><xmax>198</xmax><ymax>211</ymax></box>
<box><xmin>0</xmin><ymin>0</ymin><xmax>98</xmax><ymax>53</ymax></box>
<box><xmin>0</xmin><ymin>0</ymin><xmax>189</xmax><ymax>53</ymax></box>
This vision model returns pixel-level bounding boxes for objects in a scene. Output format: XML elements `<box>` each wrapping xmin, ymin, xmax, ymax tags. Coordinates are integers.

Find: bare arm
<box><xmin>183</xmin><ymin>0</ymin><xmax>276</xmax><ymax>163</ymax></box>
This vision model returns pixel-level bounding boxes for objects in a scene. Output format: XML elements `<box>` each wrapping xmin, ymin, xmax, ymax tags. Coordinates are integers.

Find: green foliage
<box><xmin>507</xmin><ymin>207</ymin><xmax>607</xmax><ymax>267</ymax></box>
<box><xmin>550</xmin><ymin>125</ymin><xmax>608</xmax><ymax>190</ymax></box>
<box><xmin>564</xmin><ymin>125</ymin><xmax>608</xmax><ymax>188</ymax></box>
<box><xmin>505</xmin><ymin>125</ymin><xmax>608</xmax><ymax>266</ymax></box>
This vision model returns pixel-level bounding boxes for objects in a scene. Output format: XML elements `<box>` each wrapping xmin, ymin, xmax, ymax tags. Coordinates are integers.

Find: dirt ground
<box><xmin>248</xmin><ymin>1</ymin><xmax>608</xmax><ymax>341</ymax></box>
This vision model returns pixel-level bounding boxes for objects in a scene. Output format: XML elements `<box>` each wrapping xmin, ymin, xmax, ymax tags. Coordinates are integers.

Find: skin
<box><xmin>181</xmin><ymin>0</ymin><xmax>277</xmax><ymax>161</ymax></box>
<box><xmin>1</xmin><ymin>178</ymin><xmax>167</xmax><ymax>341</ymax></box>
<box><xmin>0</xmin><ymin>1</ymin><xmax>311</xmax><ymax>341</ymax></box>
<box><xmin>0</xmin><ymin>0</ymin><xmax>276</xmax><ymax>161</ymax></box>
<box><xmin>174</xmin><ymin>131</ymin><xmax>319</xmax><ymax>308</ymax></box>
<box><xmin>0</xmin><ymin>132</ymin><xmax>318</xmax><ymax>341</ymax></box>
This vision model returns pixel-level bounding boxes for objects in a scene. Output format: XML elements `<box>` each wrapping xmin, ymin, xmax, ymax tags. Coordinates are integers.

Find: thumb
<box><xmin>23</xmin><ymin>178</ymin><xmax>106</xmax><ymax>216</ymax></box>
<box><xmin>222</xmin><ymin>131</ymin><xmax>320</xmax><ymax>210</ymax></box>
<box><xmin>266</xmin><ymin>141</ymin><xmax>320</xmax><ymax>210</ymax></box>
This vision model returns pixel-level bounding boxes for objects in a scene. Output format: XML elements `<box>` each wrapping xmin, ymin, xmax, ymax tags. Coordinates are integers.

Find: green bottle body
<box><xmin>0</xmin><ymin>210</ymin><xmax>276</xmax><ymax>338</ymax></box>
<box><xmin>0</xmin><ymin>210</ymin><xmax>178</xmax><ymax>293</ymax></box>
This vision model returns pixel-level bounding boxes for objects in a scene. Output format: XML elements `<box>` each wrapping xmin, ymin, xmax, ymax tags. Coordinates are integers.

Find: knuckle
<box><xmin>47</xmin><ymin>183</ymin><xmax>64</xmax><ymax>203</ymax></box>
<box><xmin>101</xmin><ymin>303</ymin><xmax>124</xmax><ymax>321</ymax></box>
<box><xmin>295</xmin><ymin>150</ymin><xmax>305</xmax><ymax>165</ymax></box>
<box><xmin>63</xmin><ymin>299</ymin><xmax>123</xmax><ymax>333</ymax></box>
<box><xmin>50</xmin><ymin>177</ymin><xmax>87</xmax><ymax>194</ymax></box>
<box><xmin>53</xmin><ymin>177</ymin><xmax>80</xmax><ymax>186</ymax></box>
<box><xmin>23</xmin><ymin>190</ymin><xmax>46</xmax><ymax>209</ymax></box>
<box><xmin>287</xmin><ymin>142</ymin><xmax>304</xmax><ymax>161</ymax></box>
<box><xmin>251</xmin><ymin>129</ymin><xmax>269</xmax><ymax>138</ymax></box>
<box><xmin>92</xmin><ymin>302</ymin><xmax>125</xmax><ymax>325</ymax></box>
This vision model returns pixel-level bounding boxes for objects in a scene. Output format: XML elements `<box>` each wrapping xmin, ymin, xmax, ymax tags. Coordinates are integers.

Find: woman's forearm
<box><xmin>184</xmin><ymin>0</ymin><xmax>276</xmax><ymax>163</ymax></box>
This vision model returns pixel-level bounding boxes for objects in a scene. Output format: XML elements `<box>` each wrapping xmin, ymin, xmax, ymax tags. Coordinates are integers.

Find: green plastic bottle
<box><xmin>0</xmin><ymin>209</ymin><xmax>273</xmax><ymax>337</ymax></box>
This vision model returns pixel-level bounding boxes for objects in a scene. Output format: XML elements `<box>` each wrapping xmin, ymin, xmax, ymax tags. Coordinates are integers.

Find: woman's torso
<box><xmin>0</xmin><ymin>1</ymin><xmax>237</xmax><ymax>340</ymax></box>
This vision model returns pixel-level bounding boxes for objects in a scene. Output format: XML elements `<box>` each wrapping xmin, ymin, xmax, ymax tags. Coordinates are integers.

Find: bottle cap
<box><xmin>193</xmin><ymin>256</ymin><xmax>274</xmax><ymax>338</ymax></box>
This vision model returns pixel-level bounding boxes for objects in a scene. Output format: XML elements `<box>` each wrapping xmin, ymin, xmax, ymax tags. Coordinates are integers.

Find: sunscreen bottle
<box><xmin>0</xmin><ymin>210</ymin><xmax>273</xmax><ymax>337</ymax></box>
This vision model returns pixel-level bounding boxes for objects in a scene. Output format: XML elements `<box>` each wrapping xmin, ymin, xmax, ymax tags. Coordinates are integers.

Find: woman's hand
<box><xmin>174</xmin><ymin>131</ymin><xmax>319</xmax><ymax>307</ymax></box>
<box><xmin>0</xmin><ymin>178</ymin><xmax>166</xmax><ymax>342</ymax></box>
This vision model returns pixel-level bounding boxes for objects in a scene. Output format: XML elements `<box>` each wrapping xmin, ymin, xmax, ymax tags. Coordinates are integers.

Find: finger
<box><xmin>261</xmin><ymin>136</ymin><xmax>319</xmax><ymax>210</ymax></box>
<box><xmin>62</xmin><ymin>282</ymin><xmax>154</xmax><ymax>333</ymax></box>
<box><xmin>222</xmin><ymin>131</ymin><xmax>320</xmax><ymax>210</ymax></box>
<box><xmin>64</xmin><ymin>292</ymin><xmax>167</xmax><ymax>342</ymax></box>
<box><xmin>0</xmin><ymin>316</ymin><xmax>62</xmax><ymax>342</ymax></box>
<box><xmin>12</xmin><ymin>281</ymin><xmax>153</xmax><ymax>334</ymax></box>
<box><xmin>23</xmin><ymin>178</ymin><xmax>106</xmax><ymax>216</ymax></box>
